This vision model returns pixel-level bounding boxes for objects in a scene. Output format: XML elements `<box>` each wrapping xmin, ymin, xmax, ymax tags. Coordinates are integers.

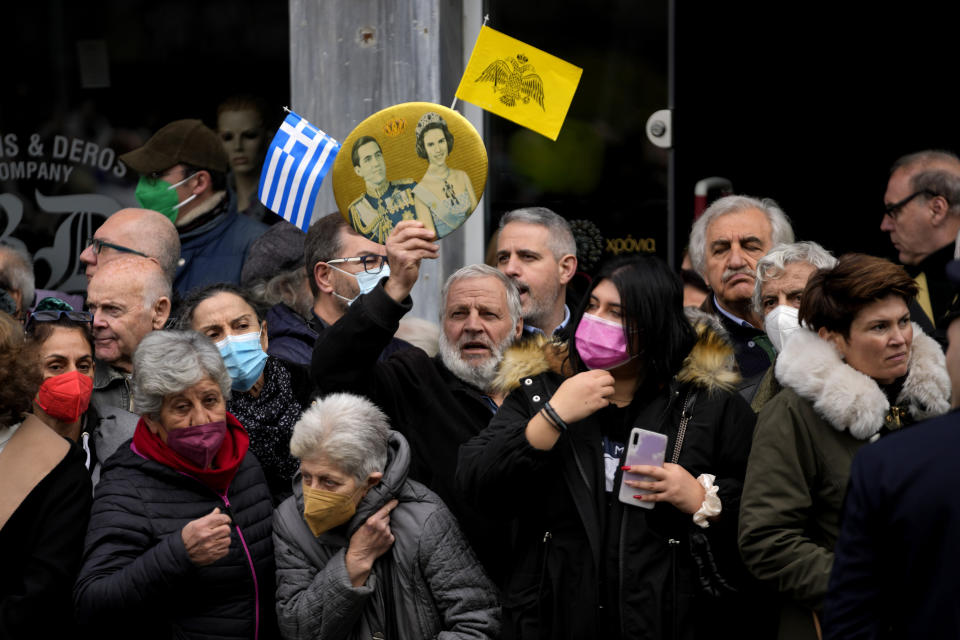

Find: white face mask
<box><xmin>764</xmin><ymin>305</ymin><xmax>801</xmax><ymax>353</ymax></box>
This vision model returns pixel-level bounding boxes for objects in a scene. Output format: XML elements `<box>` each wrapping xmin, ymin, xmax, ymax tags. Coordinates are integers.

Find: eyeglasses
<box><xmin>883</xmin><ymin>189</ymin><xmax>938</xmax><ymax>220</ymax></box>
<box><xmin>327</xmin><ymin>255</ymin><xmax>389</xmax><ymax>274</ymax></box>
<box><xmin>25</xmin><ymin>309</ymin><xmax>93</xmax><ymax>334</ymax></box>
<box><xmin>86</xmin><ymin>237</ymin><xmax>148</xmax><ymax>258</ymax></box>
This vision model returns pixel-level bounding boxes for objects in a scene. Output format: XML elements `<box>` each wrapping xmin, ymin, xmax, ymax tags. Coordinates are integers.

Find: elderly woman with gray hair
<box><xmin>749</xmin><ymin>241</ymin><xmax>837</xmax><ymax>412</ymax></box>
<box><xmin>273</xmin><ymin>392</ymin><xmax>500</xmax><ymax>640</ymax></box>
<box><xmin>74</xmin><ymin>331</ymin><xmax>278</xmax><ymax>640</ymax></box>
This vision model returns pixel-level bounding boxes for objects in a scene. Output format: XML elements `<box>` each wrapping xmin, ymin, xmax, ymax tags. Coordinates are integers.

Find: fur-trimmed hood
<box><xmin>491</xmin><ymin>322</ymin><xmax>741</xmax><ymax>397</ymax></box>
<box><xmin>775</xmin><ymin>323</ymin><xmax>950</xmax><ymax>440</ymax></box>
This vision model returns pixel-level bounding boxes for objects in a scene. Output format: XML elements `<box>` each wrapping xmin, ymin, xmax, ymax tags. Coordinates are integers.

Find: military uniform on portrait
<box><xmin>347</xmin><ymin>178</ymin><xmax>418</xmax><ymax>243</ymax></box>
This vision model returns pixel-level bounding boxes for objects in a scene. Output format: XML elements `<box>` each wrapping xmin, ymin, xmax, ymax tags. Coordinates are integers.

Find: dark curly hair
<box><xmin>415</xmin><ymin>122</ymin><xmax>454</xmax><ymax>160</ymax></box>
<box><xmin>0</xmin><ymin>311</ymin><xmax>42</xmax><ymax>427</ymax></box>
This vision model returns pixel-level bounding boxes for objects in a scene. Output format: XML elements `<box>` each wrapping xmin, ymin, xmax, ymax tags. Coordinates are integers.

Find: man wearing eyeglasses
<box><xmin>79</xmin><ymin>208</ymin><xmax>181</xmax><ymax>283</ymax></box>
<box><xmin>282</xmin><ymin>212</ymin><xmax>411</xmax><ymax>366</ymax></box>
<box><xmin>118</xmin><ymin>119</ymin><xmax>268</xmax><ymax>296</ymax></box>
<box><xmin>882</xmin><ymin>150</ymin><xmax>960</xmax><ymax>343</ymax></box>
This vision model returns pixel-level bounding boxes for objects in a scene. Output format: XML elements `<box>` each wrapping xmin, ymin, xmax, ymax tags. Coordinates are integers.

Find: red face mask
<box><xmin>36</xmin><ymin>370</ymin><xmax>94</xmax><ymax>423</ymax></box>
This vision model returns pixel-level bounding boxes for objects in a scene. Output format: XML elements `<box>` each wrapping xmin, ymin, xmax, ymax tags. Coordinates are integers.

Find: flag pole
<box><xmin>451</xmin><ymin>14</ymin><xmax>490</xmax><ymax>110</ymax></box>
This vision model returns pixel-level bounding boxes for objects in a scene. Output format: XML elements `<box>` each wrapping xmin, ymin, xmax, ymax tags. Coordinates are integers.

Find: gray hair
<box><xmin>132</xmin><ymin>330</ymin><xmax>232</xmax><ymax>417</ymax></box>
<box><xmin>752</xmin><ymin>241</ymin><xmax>837</xmax><ymax>313</ymax></box>
<box><xmin>304</xmin><ymin>212</ymin><xmax>350</xmax><ymax>296</ymax></box>
<box><xmin>500</xmin><ymin>207</ymin><xmax>577</xmax><ymax>259</ymax></box>
<box><xmin>440</xmin><ymin>264</ymin><xmax>522</xmax><ymax>327</ymax></box>
<box><xmin>290</xmin><ymin>393</ymin><xmax>390</xmax><ymax>482</ymax></box>
<box><xmin>688</xmin><ymin>195</ymin><xmax>795</xmax><ymax>278</ymax></box>
<box><xmin>0</xmin><ymin>243</ymin><xmax>35</xmax><ymax>308</ymax></box>
<box><xmin>248</xmin><ymin>268</ymin><xmax>313</xmax><ymax>319</ymax></box>
<box><xmin>891</xmin><ymin>150</ymin><xmax>960</xmax><ymax>217</ymax></box>
<box><xmin>142</xmin><ymin>262</ymin><xmax>173</xmax><ymax>309</ymax></box>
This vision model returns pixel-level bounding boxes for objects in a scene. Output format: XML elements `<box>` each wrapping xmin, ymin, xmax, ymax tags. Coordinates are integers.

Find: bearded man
<box><xmin>310</xmin><ymin>220</ymin><xmax>522</xmax><ymax>580</ymax></box>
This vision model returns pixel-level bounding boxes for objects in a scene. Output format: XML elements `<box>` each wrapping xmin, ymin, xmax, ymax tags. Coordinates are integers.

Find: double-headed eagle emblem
<box><xmin>475</xmin><ymin>53</ymin><xmax>545</xmax><ymax>109</ymax></box>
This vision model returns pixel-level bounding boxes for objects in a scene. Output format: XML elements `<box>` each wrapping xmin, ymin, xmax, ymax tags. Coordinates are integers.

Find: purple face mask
<box><xmin>575</xmin><ymin>313</ymin><xmax>633</xmax><ymax>370</ymax></box>
<box><xmin>165</xmin><ymin>420</ymin><xmax>227</xmax><ymax>469</ymax></box>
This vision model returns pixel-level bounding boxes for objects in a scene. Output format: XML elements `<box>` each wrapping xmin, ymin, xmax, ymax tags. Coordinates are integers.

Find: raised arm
<box><xmin>310</xmin><ymin>220</ymin><xmax>439</xmax><ymax>398</ymax></box>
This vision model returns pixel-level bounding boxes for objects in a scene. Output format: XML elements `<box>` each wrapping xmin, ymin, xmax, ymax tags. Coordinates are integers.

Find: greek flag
<box><xmin>258</xmin><ymin>110</ymin><xmax>340</xmax><ymax>231</ymax></box>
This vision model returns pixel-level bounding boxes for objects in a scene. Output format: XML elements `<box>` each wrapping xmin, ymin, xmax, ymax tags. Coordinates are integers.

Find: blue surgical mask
<box><xmin>215</xmin><ymin>330</ymin><xmax>269</xmax><ymax>391</ymax></box>
<box><xmin>329</xmin><ymin>263</ymin><xmax>391</xmax><ymax>305</ymax></box>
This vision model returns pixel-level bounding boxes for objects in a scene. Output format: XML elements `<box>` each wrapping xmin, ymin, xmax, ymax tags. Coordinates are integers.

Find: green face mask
<box><xmin>134</xmin><ymin>173</ymin><xmax>197</xmax><ymax>222</ymax></box>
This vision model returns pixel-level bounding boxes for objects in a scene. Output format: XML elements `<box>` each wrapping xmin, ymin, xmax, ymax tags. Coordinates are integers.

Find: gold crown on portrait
<box><xmin>382</xmin><ymin>117</ymin><xmax>406</xmax><ymax>137</ymax></box>
<box><xmin>415</xmin><ymin>111</ymin><xmax>447</xmax><ymax>139</ymax></box>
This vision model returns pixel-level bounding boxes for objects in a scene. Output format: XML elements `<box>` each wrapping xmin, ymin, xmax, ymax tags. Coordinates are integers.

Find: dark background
<box><xmin>5</xmin><ymin>1</ymin><xmax>960</xmax><ymax>274</ymax></box>
<box><xmin>486</xmin><ymin>0</ymin><xmax>960</xmax><ymax>268</ymax></box>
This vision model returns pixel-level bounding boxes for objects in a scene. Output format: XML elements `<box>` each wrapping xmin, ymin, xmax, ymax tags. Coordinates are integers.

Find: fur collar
<box><xmin>775</xmin><ymin>323</ymin><xmax>950</xmax><ymax>440</ymax></box>
<box><xmin>491</xmin><ymin>322</ymin><xmax>740</xmax><ymax>396</ymax></box>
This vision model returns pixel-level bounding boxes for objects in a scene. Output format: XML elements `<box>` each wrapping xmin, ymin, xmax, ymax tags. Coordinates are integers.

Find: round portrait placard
<box><xmin>331</xmin><ymin>102</ymin><xmax>487</xmax><ymax>243</ymax></box>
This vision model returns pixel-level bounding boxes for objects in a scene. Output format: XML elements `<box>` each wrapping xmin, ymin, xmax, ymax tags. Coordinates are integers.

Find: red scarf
<box><xmin>132</xmin><ymin>412</ymin><xmax>249</xmax><ymax>495</ymax></box>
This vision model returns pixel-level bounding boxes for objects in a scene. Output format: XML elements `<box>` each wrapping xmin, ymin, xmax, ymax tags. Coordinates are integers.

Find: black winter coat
<box><xmin>74</xmin><ymin>441</ymin><xmax>277</xmax><ymax>640</ymax></box>
<box><xmin>311</xmin><ymin>281</ymin><xmax>507</xmax><ymax>580</ymax></box>
<box><xmin>457</xmin><ymin>329</ymin><xmax>759</xmax><ymax>640</ymax></box>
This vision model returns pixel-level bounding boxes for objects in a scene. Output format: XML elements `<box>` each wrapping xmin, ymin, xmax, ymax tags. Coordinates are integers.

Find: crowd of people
<box><xmin>1</xmin><ymin>114</ymin><xmax>959</xmax><ymax>640</ymax></box>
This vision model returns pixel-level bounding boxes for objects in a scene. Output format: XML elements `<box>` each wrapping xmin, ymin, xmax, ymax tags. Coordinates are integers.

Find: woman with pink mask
<box><xmin>74</xmin><ymin>330</ymin><xmax>277</xmax><ymax>639</ymax></box>
<box><xmin>458</xmin><ymin>255</ymin><xmax>759</xmax><ymax>640</ymax></box>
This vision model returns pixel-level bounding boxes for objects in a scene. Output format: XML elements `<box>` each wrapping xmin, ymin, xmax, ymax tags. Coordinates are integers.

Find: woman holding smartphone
<box><xmin>457</xmin><ymin>255</ymin><xmax>758</xmax><ymax>639</ymax></box>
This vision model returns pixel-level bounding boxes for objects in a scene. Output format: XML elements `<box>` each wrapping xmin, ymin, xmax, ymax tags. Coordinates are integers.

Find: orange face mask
<box><xmin>302</xmin><ymin>484</ymin><xmax>362</xmax><ymax>536</ymax></box>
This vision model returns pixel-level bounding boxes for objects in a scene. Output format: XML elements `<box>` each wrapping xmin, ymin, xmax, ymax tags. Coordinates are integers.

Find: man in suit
<box><xmin>880</xmin><ymin>150</ymin><xmax>960</xmax><ymax>344</ymax></box>
<box><xmin>688</xmin><ymin>194</ymin><xmax>795</xmax><ymax>400</ymax></box>
<box><xmin>823</xmin><ymin>261</ymin><xmax>960</xmax><ymax>638</ymax></box>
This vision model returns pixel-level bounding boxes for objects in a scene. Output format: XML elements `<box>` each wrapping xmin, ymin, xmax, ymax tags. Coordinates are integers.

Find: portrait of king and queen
<box><xmin>334</xmin><ymin>103</ymin><xmax>487</xmax><ymax>243</ymax></box>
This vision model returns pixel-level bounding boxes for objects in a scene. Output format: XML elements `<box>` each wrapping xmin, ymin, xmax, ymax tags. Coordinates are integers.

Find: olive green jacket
<box><xmin>738</xmin><ymin>325</ymin><xmax>949</xmax><ymax>638</ymax></box>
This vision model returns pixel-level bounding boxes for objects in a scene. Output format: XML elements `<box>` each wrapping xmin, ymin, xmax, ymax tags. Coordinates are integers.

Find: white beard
<box><xmin>438</xmin><ymin>331</ymin><xmax>514</xmax><ymax>391</ymax></box>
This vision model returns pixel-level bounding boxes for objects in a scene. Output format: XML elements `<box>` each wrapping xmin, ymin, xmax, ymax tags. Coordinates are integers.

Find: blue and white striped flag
<box><xmin>258</xmin><ymin>110</ymin><xmax>340</xmax><ymax>232</ymax></box>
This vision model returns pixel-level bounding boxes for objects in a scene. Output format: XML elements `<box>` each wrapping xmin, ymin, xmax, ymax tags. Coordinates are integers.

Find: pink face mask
<box><xmin>165</xmin><ymin>420</ymin><xmax>227</xmax><ymax>469</ymax></box>
<box><xmin>575</xmin><ymin>313</ymin><xmax>633</xmax><ymax>370</ymax></box>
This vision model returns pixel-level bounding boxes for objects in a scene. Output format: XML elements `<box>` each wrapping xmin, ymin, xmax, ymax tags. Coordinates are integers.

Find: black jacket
<box><xmin>310</xmin><ymin>282</ymin><xmax>506</xmax><ymax>579</ymax></box>
<box><xmin>699</xmin><ymin>296</ymin><xmax>773</xmax><ymax>399</ymax></box>
<box><xmin>823</xmin><ymin>411</ymin><xmax>960</xmax><ymax>639</ymax></box>
<box><xmin>74</xmin><ymin>441</ymin><xmax>277</xmax><ymax>640</ymax></box>
<box><xmin>457</xmin><ymin>328</ymin><xmax>759</xmax><ymax>640</ymax></box>
<box><xmin>0</xmin><ymin>440</ymin><xmax>91</xmax><ymax>639</ymax></box>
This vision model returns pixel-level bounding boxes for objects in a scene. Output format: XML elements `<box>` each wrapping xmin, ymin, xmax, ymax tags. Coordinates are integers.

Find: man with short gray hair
<box><xmin>311</xmin><ymin>219</ymin><xmax>521</xmax><ymax>579</ymax></box>
<box><xmin>689</xmin><ymin>195</ymin><xmax>794</xmax><ymax>390</ymax></box>
<box><xmin>495</xmin><ymin>206</ymin><xmax>577</xmax><ymax>337</ymax></box>
<box><xmin>881</xmin><ymin>149</ymin><xmax>960</xmax><ymax>339</ymax></box>
<box><xmin>86</xmin><ymin>256</ymin><xmax>172</xmax><ymax>413</ymax></box>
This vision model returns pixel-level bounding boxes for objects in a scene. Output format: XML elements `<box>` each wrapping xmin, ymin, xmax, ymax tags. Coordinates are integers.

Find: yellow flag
<box><xmin>455</xmin><ymin>26</ymin><xmax>582</xmax><ymax>141</ymax></box>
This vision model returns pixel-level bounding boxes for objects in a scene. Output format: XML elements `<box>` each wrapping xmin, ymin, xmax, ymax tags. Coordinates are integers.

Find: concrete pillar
<box><xmin>290</xmin><ymin>0</ymin><xmax>485</xmax><ymax>322</ymax></box>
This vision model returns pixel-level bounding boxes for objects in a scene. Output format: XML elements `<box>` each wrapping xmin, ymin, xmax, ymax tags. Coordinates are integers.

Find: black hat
<box><xmin>240</xmin><ymin>221</ymin><xmax>306</xmax><ymax>287</ymax></box>
<box><xmin>120</xmin><ymin>119</ymin><xmax>228</xmax><ymax>175</ymax></box>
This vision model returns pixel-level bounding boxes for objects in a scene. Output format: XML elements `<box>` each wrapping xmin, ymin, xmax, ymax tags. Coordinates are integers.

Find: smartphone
<box><xmin>618</xmin><ymin>427</ymin><xmax>668</xmax><ymax>509</ymax></box>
